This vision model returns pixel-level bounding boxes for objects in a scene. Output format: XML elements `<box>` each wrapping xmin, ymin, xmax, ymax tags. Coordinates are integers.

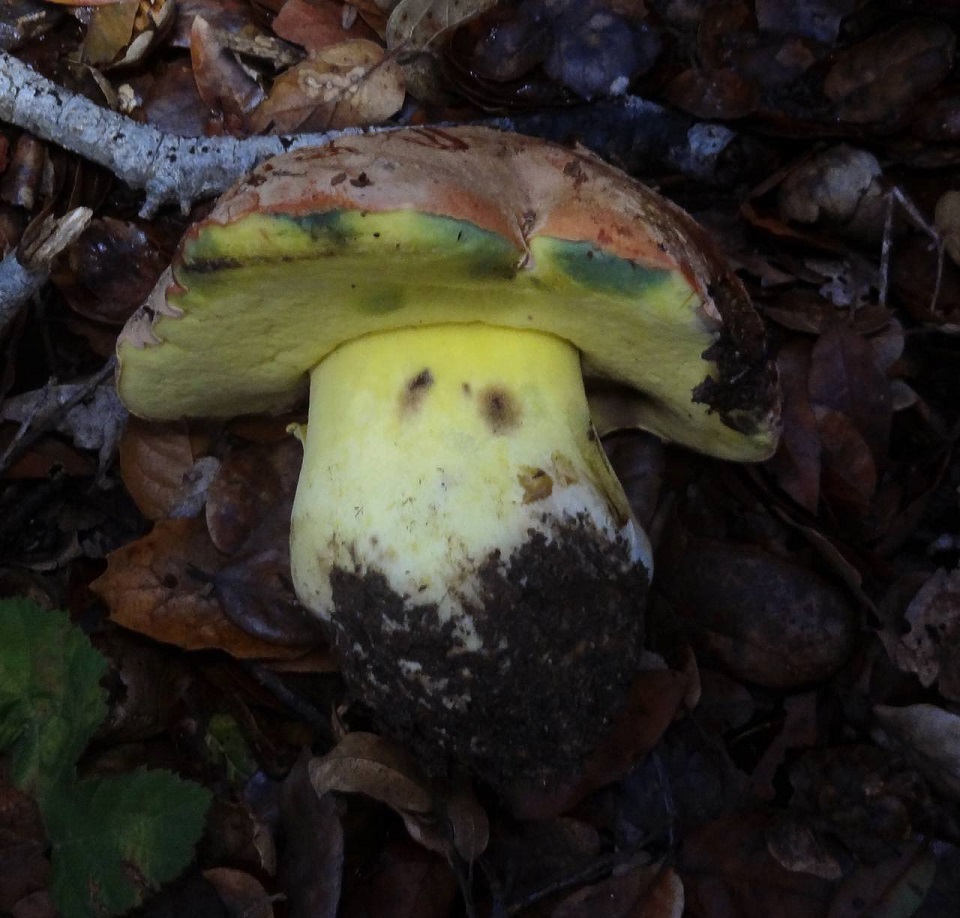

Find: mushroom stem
<box><xmin>289</xmin><ymin>323</ymin><xmax>652</xmax><ymax>780</ymax></box>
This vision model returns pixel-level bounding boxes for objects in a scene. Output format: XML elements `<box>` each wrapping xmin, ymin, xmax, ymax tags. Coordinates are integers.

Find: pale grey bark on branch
<box><xmin>0</xmin><ymin>207</ymin><xmax>92</xmax><ymax>331</ymax></box>
<box><xmin>0</xmin><ymin>51</ymin><xmax>367</xmax><ymax>218</ymax></box>
<box><xmin>0</xmin><ymin>51</ymin><xmax>765</xmax><ymax>225</ymax></box>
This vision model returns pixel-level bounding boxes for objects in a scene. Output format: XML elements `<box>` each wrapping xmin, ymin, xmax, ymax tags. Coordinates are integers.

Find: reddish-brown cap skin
<box><xmin>120</xmin><ymin>126</ymin><xmax>780</xmax><ymax>451</ymax></box>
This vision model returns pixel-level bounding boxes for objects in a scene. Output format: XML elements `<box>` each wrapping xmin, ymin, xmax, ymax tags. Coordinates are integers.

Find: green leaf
<box><xmin>0</xmin><ymin>597</ymin><xmax>107</xmax><ymax>798</ymax></box>
<box><xmin>0</xmin><ymin>598</ymin><xmax>212</xmax><ymax>918</ymax></box>
<box><xmin>45</xmin><ymin>771</ymin><xmax>212</xmax><ymax>918</ymax></box>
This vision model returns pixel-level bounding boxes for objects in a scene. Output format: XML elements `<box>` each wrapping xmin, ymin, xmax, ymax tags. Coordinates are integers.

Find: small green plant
<box><xmin>0</xmin><ymin>597</ymin><xmax>211</xmax><ymax>917</ymax></box>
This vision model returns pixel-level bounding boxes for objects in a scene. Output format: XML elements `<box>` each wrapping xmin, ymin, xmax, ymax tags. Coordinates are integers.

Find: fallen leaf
<box><xmin>118</xmin><ymin>418</ymin><xmax>217</xmax><ymax>520</ymax></box>
<box><xmin>272</xmin><ymin>0</ymin><xmax>377</xmax><ymax>53</ymax></box>
<box><xmin>202</xmin><ymin>868</ymin><xmax>275</xmax><ymax>918</ymax></box>
<box><xmin>827</xmin><ymin>841</ymin><xmax>936</xmax><ymax>918</ymax></box>
<box><xmin>553</xmin><ymin>862</ymin><xmax>684</xmax><ymax>918</ymax></box>
<box><xmin>656</xmin><ymin>537</ymin><xmax>856</xmax><ymax>687</ymax></box>
<box><xmin>0</xmin><ymin>783</ymin><xmax>49</xmax><ymax>911</ymax></box>
<box><xmin>874</xmin><ymin>704</ymin><xmax>960</xmax><ymax>802</ymax></box>
<box><xmin>191</xmin><ymin>15</ymin><xmax>266</xmax><ymax>123</ymax></box>
<box><xmin>678</xmin><ymin>810</ymin><xmax>835</xmax><ymax>918</ymax></box>
<box><xmin>249</xmin><ymin>39</ymin><xmax>404</xmax><ymax>133</ymax></box>
<box><xmin>91</xmin><ymin>518</ymin><xmax>314</xmax><ymax>659</ymax></box>
<box><xmin>310</xmin><ymin>732</ymin><xmax>434</xmax><ymax>815</ymax></box>
<box><xmin>278</xmin><ymin>753</ymin><xmax>343</xmax><ymax>918</ymax></box>
<box><xmin>823</xmin><ymin>19</ymin><xmax>956</xmax><ymax>126</ymax></box>
<box><xmin>881</xmin><ymin>568</ymin><xmax>960</xmax><ymax>700</ymax></box>
<box><xmin>339</xmin><ymin>839</ymin><xmax>456</xmax><ymax>918</ymax></box>
<box><xmin>310</xmin><ymin>732</ymin><xmax>490</xmax><ymax>860</ymax></box>
<box><xmin>755</xmin><ymin>0</ymin><xmax>855</xmax><ymax>43</ymax></box>
<box><xmin>766</xmin><ymin>338</ymin><xmax>822</xmax><ymax>514</ymax></box>
<box><xmin>386</xmin><ymin>0</ymin><xmax>498</xmax><ymax>102</ymax></box>
<box><xmin>205</xmin><ymin>440</ymin><xmax>301</xmax><ymax>555</ymax></box>
<box><xmin>53</xmin><ymin>217</ymin><xmax>169</xmax><ymax>326</ymax></box>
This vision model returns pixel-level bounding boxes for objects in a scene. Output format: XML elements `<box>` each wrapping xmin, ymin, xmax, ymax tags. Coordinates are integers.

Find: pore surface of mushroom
<box><xmin>117</xmin><ymin>126</ymin><xmax>780</xmax><ymax>787</ymax></box>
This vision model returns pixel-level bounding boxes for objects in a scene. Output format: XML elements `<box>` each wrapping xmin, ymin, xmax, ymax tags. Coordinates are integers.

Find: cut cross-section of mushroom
<box><xmin>116</xmin><ymin>126</ymin><xmax>780</xmax><ymax>788</ymax></box>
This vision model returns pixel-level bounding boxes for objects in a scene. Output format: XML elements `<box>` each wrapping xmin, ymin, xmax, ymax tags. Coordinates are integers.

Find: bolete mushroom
<box><xmin>117</xmin><ymin>126</ymin><xmax>780</xmax><ymax>788</ymax></box>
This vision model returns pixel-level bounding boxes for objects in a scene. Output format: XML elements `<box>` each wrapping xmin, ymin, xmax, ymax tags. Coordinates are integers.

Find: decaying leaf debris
<box><xmin>2</xmin><ymin>1</ymin><xmax>960</xmax><ymax>916</ymax></box>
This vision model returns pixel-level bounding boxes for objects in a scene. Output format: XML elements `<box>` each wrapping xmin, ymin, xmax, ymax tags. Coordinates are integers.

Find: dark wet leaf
<box><xmin>279</xmin><ymin>754</ymin><xmax>343</xmax><ymax>918</ymax></box>
<box><xmin>656</xmin><ymin>537</ymin><xmax>856</xmax><ymax>687</ymax></box>
<box><xmin>823</xmin><ymin>20</ymin><xmax>956</xmax><ymax>126</ymax></box>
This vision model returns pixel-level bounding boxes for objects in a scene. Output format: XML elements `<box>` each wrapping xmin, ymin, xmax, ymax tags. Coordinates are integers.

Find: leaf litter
<box><xmin>3</xmin><ymin>0</ymin><xmax>960</xmax><ymax>915</ymax></box>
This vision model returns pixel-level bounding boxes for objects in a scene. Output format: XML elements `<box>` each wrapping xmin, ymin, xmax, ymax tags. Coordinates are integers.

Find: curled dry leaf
<box><xmin>934</xmin><ymin>189</ymin><xmax>960</xmax><ymax>267</ymax></box>
<box><xmin>202</xmin><ymin>867</ymin><xmax>275</xmax><ymax>918</ymax></box>
<box><xmin>386</xmin><ymin>0</ymin><xmax>499</xmax><ymax>102</ymax></box>
<box><xmin>272</xmin><ymin>0</ymin><xmax>377</xmax><ymax>54</ymax></box>
<box><xmin>191</xmin><ymin>15</ymin><xmax>266</xmax><ymax>122</ymax></box>
<box><xmin>823</xmin><ymin>19</ymin><xmax>956</xmax><ymax>125</ymax></box>
<box><xmin>118</xmin><ymin>417</ymin><xmax>213</xmax><ymax>520</ymax></box>
<box><xmin>656</xmin><ymin>537</ymin><xmax>857</xmax><ymax>688</ymax></box>
<box><xmin>82</xmin><ymin>0</ymin><xmax>175</xmax><ymax>69</ymax></box>
<box><xmin>881</xmin><ymin>568</ymin><xmax>960</xmax><ymax>701</ymax></box>
<box><xmin>0</xmin><ymin>782</ymin><xmax>49</xmax><ymax>911</ymax></box>
<box><xmin>279</xmin><ymin>753</ymin><xmax>343</xmax><ymax>918</ymax></box>
<box><xmin>309</xmin><ymin>732</ymin><xmax>489</xmax><ymax>861</ymax></box>
<box><xmin>554</xmin><ymin>862</ymin><xmax>684</xmax><ymax>918</ymax></box>
<box><xmin>91</xmin><ymin>517</ymin><xmax>315</xmax><ymax>659</ymax></box>
<box><xmin>678</xmin><ymin>810</ymin><xmax>836</xmax><ymax>917</ymax></box>
<box><xmin>339</xmin><ymin>840</ymin><xmax>456</xmax><ymax>918</ymax></box>
<box><xmin>777</xmin><ymin>146</ymin><xmax>885</xmax><ymax>244</ymax></box>
<box><xmin>249</xmin><ymin>39</ymin><xmax>404</xmax><ymax>133</ymax></box>
<box><xmin>874</xmin><ymin>704</ymin><xmax>960</xmax><ymax>802</ymax></box>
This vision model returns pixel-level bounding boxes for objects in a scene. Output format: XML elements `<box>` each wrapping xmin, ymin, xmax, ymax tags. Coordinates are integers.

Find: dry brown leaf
<box><xmin>386</xmin><ymin>0</ymin><xmax>497</xmax><ymax>102</ymax></box>
<box><xmin>881</xmin><ymin>568</ymin><xmax>960</xmax><ymax>700</ymax></box>
<box><xmin>874</xmin><ymin>704</ymin><xmax>960</xmax><ymax>802</ymax></box>
<box><xmin>272</xmin><ymin>0</ymin><xmax>377</xmax><ymax>53</ymax></box>
<box><xmin>823</xmin><ymin>19</ymin><xmax>956</xmax><ymax>125</ymax></box>
<box><xmin>766</xmin><ymin>339</ymin><xmax>822</xmax><ymax>514</ymax></box>
<box><xmin>206</xmin><ymin>439</ymin><xmax>301</xmax><ymax>555</ymax></box>
<box><xmin>553</xmin><ymin>862</ymin><xmax>684</xmax><ymax>918</ymax></box>
<box><xmin>249</xmin><ymin>39</ymin><xmax>403</xmax><ymax>134</ymax></box>
<box><xmin>656</xmin><ymin>538</ymin><xmax>856</xmax><ymax>688</ymax></box>
<box><xmin>310</xmin><ymin>732</ymin><xmax>490</xmax><ymax>861</ymax></box>
<box><xmin>828</xmin><ymin>842</ymin><xmax>936</xmax><ymax>918</ymax></box>
<box><xmin>81</xmin><ymin>1</ymin><xmax>138</xmax><ymax>68</ymax></box>
<box><xmin>91</xmin><ymin>517</ymin><xmax>313</xmax><ymax>659</ymax></box>
<box><xmin>118</xmin><ymin>418</ymin><xmax>214</xmax><ymax>520</ymax></box>
<box><xmin>202</xmin><ymin>868</ymin><xmax>275</xmax><ymax>918</ymax></box>
<box><xmin>679</xmin><ymin>810</ymin><xmax>835</xmax><ymax>917</ymax></box>
<box><xmin>0</xmin><ymin>782</ymin><xmax>49</xmax><ymax>911</ymax></box>
<box><xmin>339</xmin><ymin>840</ymin><xmax>456</xmax><ymax>918</ymax></box>
<box><xmin>191</xmin><ymin>15</ymin><xmax>266</xmax><ymax>122</ymax></box>
<box><xmin>934</xmin><ymin>189</ymin><xmax>960</xmax><ymax>267</ymax></box>
<box><xmin>82</xmin><ymin>0</ymin><xmax>175</xmax><ymax>68</ymax></box>
<box><xmin>279</xmin><ymin>754</ymin><xmax>343</xmax><ymax>918</ymax></box>
<box><xmin>310</xmin><ymin>732</ymin><xmax>435</xmax><ymax>814</ymax></box>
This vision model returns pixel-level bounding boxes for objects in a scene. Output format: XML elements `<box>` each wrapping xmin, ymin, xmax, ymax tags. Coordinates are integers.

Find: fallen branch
<box><xmin>0</xmin><ymin>207</ymin><xmax>92</xmax><ymax>336</ymax></box>
<box><xmin>0</xmin><ymin>51</ymin><xmax>364</xmax><ymax>217</ymax></box>
<box><xmin>0</xmin><ymin>52</ymin><xmax>766</xmax><ymax>223</ymax></box>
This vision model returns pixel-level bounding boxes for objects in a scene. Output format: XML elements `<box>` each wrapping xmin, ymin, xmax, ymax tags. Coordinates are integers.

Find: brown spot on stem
<box><xmin>399</xmin><ymin>368</ymin><xmax>434</xmax><ymax>414</ymax></box>
<box><xmin>479</xmin><ymin>386</ymin><xmax>520</xmax><ymax>434</ymax></box>
<box><xmin>518</xmin><ymin>466</ymin><xmax>553</xmax><ymax>504</ymax></box>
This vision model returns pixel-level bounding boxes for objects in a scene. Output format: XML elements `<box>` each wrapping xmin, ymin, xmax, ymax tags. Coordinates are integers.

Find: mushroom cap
<box><xmin>117</xmin><ymin>126</ymin><xmax>780</xmax><ymax>460</ymax></box>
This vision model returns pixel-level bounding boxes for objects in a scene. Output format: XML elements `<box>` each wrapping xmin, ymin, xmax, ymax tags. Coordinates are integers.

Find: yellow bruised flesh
<box><xmin>289</xmin><ymin>324</ymin><xmax>652</xmax><ymax>653</ymax></box>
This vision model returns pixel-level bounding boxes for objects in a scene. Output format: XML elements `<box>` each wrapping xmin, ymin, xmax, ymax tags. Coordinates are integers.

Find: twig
<box><xmin>0</xmin><ymin>356</ymin><xmax>116</xmax><ymax>477</ymax></box>
<box><xmin>0</xmin><ymin>51</ymin><xmax>369</xmax><ymax>217</ymax></box>
<box><xmin>0</xmin><ymin>207</ymin><xmax>92</xmax><ymax>336</ymax></box>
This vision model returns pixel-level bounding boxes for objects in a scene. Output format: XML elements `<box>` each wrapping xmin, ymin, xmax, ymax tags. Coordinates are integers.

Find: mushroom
<box><xmin>116</xmin><ymin>126</ymin><xmax>780</xmax><ymax>788</ymax></box>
